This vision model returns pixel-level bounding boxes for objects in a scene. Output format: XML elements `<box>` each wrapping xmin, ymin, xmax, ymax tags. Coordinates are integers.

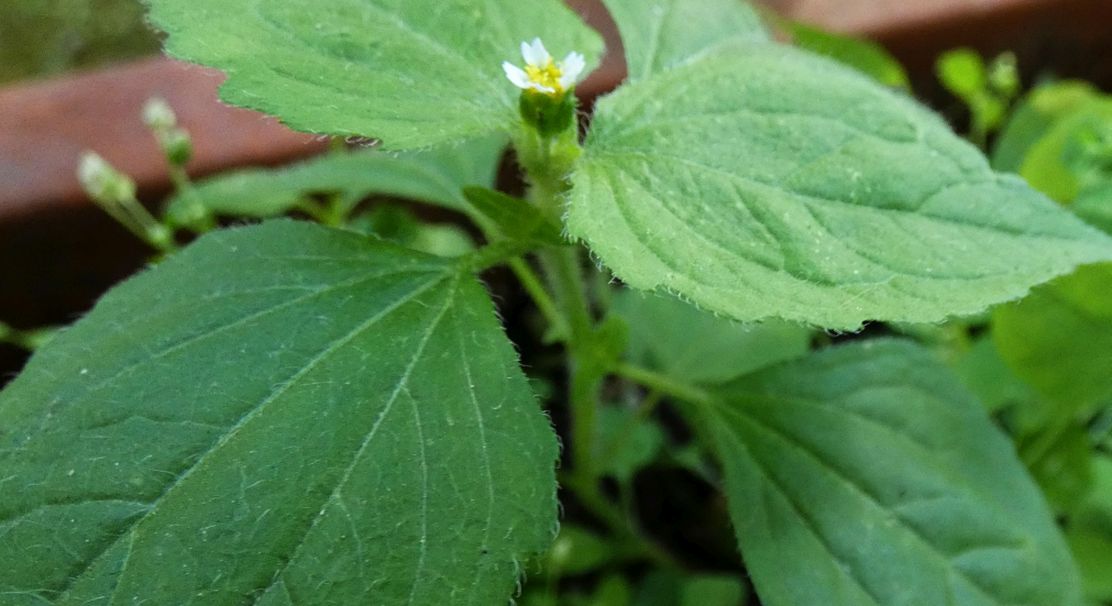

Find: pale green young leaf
<box><xmin>613</xmin><ymin>290</ymin><xmax>810</xmax><ymax>385</ymax></box>
<box><xmin>166</xmin><ymin>137</ymin><xmax>506</xmax><ymax>224</ymax></box>
<box><xmin>992</xmin><ymin>81</ymin><xmax>1101</xmax><ymax>172</ymax></box>
<box><xmin>703</xmin><ymin>340</ymin><xmax>1082</xmax><ymax>606</ymax></box>
<box><xmin>569</xmin><ymin>44</ymin><xmax>1112</xmax><ymax>330</ymax></box>
<box><xmin>936</xmin><ymin>49</ymin><xmax>987</xmax><ymax>99</ymax></box>
<box><xmin>600</xmin><ymin>0</ymin><xmax>767</xmax><ymax>82</ymax></box>
<box><xmin>1019</xmin><ymin>100</ymin><xmax>1112</xmax><ymax>203</ymax></box>
<box><xmin>787</xmin><ymin>22</ymin><xmax>909</xmax><ymax>90</ymax></box>
<box><xmin>143</xmin><ymin>0</ymin><xmax>603</xmax><ymax>148</ymax></box>
<box><xmin>0</xmin><ymin>221</ymin><xmax>557</xmax><ymax>605</ymax></box>
<box><xmin>993</xmin><ymin>263</ymin><xmax>1112</xmax><ymax>408</ymax></box>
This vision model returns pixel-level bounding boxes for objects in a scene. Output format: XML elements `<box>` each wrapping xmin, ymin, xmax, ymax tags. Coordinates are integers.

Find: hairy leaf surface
<box><xmin>569</xmin><ymin>44</ymin><xmax>1112</xmax><ymax>329</ymax></box>
<box><xmin>600</xmin><ymin>0</ymin><xmax>767</xmax><ymax>82</ymax></box>
<box><xmin>703</xmin><ymin>340</ymin><xmax>1082</xmax><ymax>606</ymax></box>
<box><xmin>0</xmin><ymin>221</ymin><xmax>557</xmax><ymax>605</ymax></box>
<box><xmin>143</xmin><ymin>0</ymin><xmax>602</xmax><ymax>148</ymax></box>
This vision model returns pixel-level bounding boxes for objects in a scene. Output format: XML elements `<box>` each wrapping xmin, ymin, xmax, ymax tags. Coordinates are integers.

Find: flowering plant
<box><xmin>2</xmin><ymin>1</ymin><xmax>1112</xmax><ymax>605</ymax></box>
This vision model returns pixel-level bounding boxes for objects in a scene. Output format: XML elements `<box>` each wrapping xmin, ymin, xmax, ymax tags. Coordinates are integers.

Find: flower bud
<box><xmin>78</xmin><ymin>152</ymin><xmax>136</xmax><ymax>206</ymax></box>
<box><xmin>142</xmin><ymin>97</ymin><xmax>177</xmax><ymax>131</ymax></box>
<box><xmin>163</xmin><ymin>128</ymin><xmax>194</xmax><ymax>166</ymax></box>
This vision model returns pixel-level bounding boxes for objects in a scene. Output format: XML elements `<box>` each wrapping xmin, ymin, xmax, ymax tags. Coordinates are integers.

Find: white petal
<box><xmin>558</xmin><ymin>52</ymin><xmax>586</xmax><ymax>88</ymax></box>
<box><xmin>522</xmin><ymin>37</ymin><xmax>550</xmax><ymax>67</ymax></box>
<box><xmin>503</xmin><ymin>62</ymin><xmax>531</xmax><ymax>89</ymax></box>
<box><xmin>527</xmin><ymin>82</ymin><xmax>556</xmax><ymax>94</ymax></box>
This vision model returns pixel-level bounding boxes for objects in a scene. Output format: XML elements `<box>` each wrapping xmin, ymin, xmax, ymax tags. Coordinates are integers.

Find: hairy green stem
<box><xmin>508</xmin><ymin>257</ymin><xmax>568</xmax><ymax>339</ymax></box>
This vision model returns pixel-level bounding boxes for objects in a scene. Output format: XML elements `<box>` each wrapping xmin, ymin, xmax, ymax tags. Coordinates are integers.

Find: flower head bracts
<box><xmin>503</xmin><ymin>38</ymin><xmax>586</xmax><ymax>96</ymax></box>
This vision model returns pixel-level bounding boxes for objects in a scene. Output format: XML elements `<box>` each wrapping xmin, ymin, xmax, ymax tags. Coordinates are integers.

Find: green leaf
<box><xmin>613</xmin><ymin>290</ymin><xmax>811</xmax><ymax>385</ymax></box>
<box><xmin>993</xmin><ymin>263</ymin><xmax>1112</xmax><ymax>407</ymax></box>
<box><xmin>143</xmin><ymin>0</ymin><xmax>603</xmax><ymax>148</ymax></box>
<box><xmin>1019</xmin><ymin>100</ymin><xmax>1112</xmax><ymax>203</ymax></box>
<box><xmin>570</xmin><ymin>44</ymin><xmax>1112</xmax><ymax>330</ymax></box>
<box><xmin>0</xmin><ymin>221</ymin><xmax>557</xmax><ymax>604</ymax></box>
<box><xmin>1074</xmin><ymin>182</ymin><xmax>1112</xmax><ymax>235</ymax></box>
<box><xmin>347</xmin><ymin>204</ymin><xmax>477</xmax><ymax>257</ymax></box>
<box><xmin>680</xmin><ymin>575</ymin><xmax>746</xmax><ymax>606</ymax></box>
<box><xmin>950</xmin><ymin>336</ymin><xmax>1038</xmax><ymax>413</ymax></box>
<box><xmin>1067</xmin><ymin>455</ymin><xmax>1112</xmax><ymax>602</ymax></box>
<box><xmin>462</xmin><ymin>186</ymin><xmax>564</xmax><ymax>245</ymax></box>
<box><xmin>787</xmin><ymin>22</ymin><xmax>909</xmax><ymax>90</ymax></box>
<box><xmin>1066</xmin><ymin>527</ymin><xmax>1112</xmax><ymax>603</ymax></box>
<box><xmin>546</xmin><ymin>524</ymin><xmax>614</xmax><ymax>577</ymax></box>
<box><xmin>992</xmin><ymin>81</ymin><xmax>1101</xmax><ymax>172</ymax></box>
<box><xmin>590</xmin><ymin>576</ymin><xmax>633</xmax><ymax>606</ymax></box>
<box><xmin>702</xmin><ymin>340</ymin><xmax>1082</xmax><ymax>606</ymax></box>
<box><xmin>166</xmin><ymin>137</ymin><xmax>506</xmax><ymax>224</ymax></box>
<box><xmin>936</xmin><ymin>49</ymin><xmax>987</xmax><ymax>99</ymax></box>
<box><xmin>593</xmin><ymin>405</ymin><xmax>666</xmax><ymax>484</ymax></box>
<box><xmin>1019</xmin><ymin>423</ymin><xmax>1095</xmax><ymax>515</ymax></box>
<box><xmin>600</xmin><ymin>0</ymin><xmax>767</xmax><ymax>82</ymax></box>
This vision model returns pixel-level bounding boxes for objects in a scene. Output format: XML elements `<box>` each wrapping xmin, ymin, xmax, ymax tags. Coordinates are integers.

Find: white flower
<box><xmin>502</xmin><ymin>38</ymin><xmax>585</xmax><ymax>95</ymax></box>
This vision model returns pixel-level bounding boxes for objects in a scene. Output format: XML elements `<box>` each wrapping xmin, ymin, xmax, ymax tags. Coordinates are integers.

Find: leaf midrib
<box><xmin>712</xmin><ymin>401</ymin><xmax>1034</xmax><ymax>606</ymax></box>
<box><xmin>57</xmin><ymin>272</ymin><xmax>450</xmax><ymax>601</ymax></box>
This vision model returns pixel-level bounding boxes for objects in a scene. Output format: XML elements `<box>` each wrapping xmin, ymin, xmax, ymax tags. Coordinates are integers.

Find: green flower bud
<box><xmin>77</xmin><ymin>152</ymin><xmax>136</xmax><ymax>206</ymax></box>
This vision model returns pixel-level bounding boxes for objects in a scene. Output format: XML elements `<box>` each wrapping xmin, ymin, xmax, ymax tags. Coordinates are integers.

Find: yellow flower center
<box><xmin>525</xmin><ymin>58</ymin><xmax>564</xmax><ymax>93</ymax></box>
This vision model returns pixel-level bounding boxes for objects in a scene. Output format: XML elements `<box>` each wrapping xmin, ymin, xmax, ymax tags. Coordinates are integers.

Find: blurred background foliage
<box><xmin>0</xmin><ymin>0</ymin><xmax>158</xmax><ymax>84</ymax></box>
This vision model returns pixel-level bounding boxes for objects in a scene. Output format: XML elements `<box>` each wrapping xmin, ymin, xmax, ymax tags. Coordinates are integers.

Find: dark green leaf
<box><xmin>0</xmin><ymin>221</ymin><xmax>557</xmax><ymax>604</ymax></box>
<box><xmin>680</xmin><ymin>575</ymin><xmax>746</xmax><ymax>606</ymax></box>
<box><xmin>546</xmin><ymin>524</ymin><xmax>614</xmax><ymax>577</ymax></box>
<box><xmin>594</xmin><ymin>405</ymin><xmax>666</xmax><ymax>484</ymax></box>
<box><xmin>1067</xmin><ymin>455</ymin><xmax>1112</xmax><ymax>602</ymax></box>
<box><xmin>703</xmin><ymin>340</ymin><xmax>1082</xmax><ymax>606</ymax></box>
<box><xmin>462</xmin><ymin>186</ymin><xmax>564</xmax><ymax>245</ymax></box>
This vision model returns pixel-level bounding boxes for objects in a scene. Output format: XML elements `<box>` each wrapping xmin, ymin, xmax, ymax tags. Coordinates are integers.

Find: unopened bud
<box><xmin>142</xmin><ymin>97</ymin><xmax>177</xmax><ymax>131</ymax></box>
<box><xmin>163</xmin><ymin>128</ymin><xmax>194</xmax><ymax>165</ymax></box>
<box><xmin>988</xmin><ymin>52</ymin><xmax>1019</xmax><ymax>99</ymax></box>
<box><xmin>78</xmin><ymin>152</ymin><xmax>136</xmax><ymax>205</ymax></box>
